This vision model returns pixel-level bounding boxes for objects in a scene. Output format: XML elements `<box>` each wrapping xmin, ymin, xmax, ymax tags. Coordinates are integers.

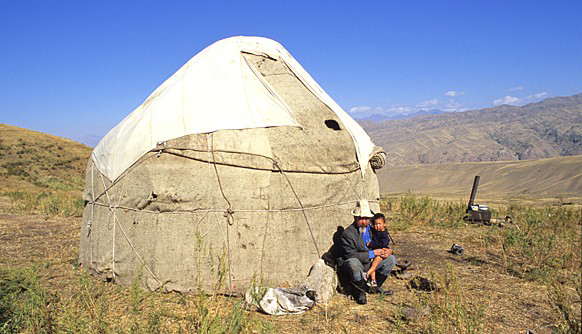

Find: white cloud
<box><xmin>444</xmin><ymin>90</ymin><xmax>464</xmax><ymax>97</ymax></box>
<box><xmin>492</xmin><ymin>91</ymin><xmax>549</xmax><ymax>107</ymax></box>
<box><xmin>508</xmin><ymin>85</ymin><xmax>524</xmax><ymax>92</ymax></box>
<box><xmin>493</xmin><ymin>96</ymin><xmax>521</xmax><ymax>106</ymax></box>
<box><xmin>348</xmin><ymin>96</ymin><xmax>469</xmax><ymax>119</ymax></box>
<box><xmin>349</xmin><ymin>106</ymin><xmax>372</xmax><ymax>113</ymax></box>
<box><xmin>349</xmin><ymin>105</ymin><xmax>411</xmax><ymax>116</ymax></box>
<box><xmin>386</xmin><ymin>105</ymin><xmax>415</xmax><ymax>114</ymax></box>
<box><xmin>417</xmin><ymin>99</ymin><xmax>439</xmax><ymax>108</ymax></box>
<box><xmin>442</xmin><ymin>99</ymin><xmax>465</xmax><ymax>112</ymax></box>
<box><xmin>527</xmin><ymin>91</ymin><xmax>548</xmax><ymax>99</ymax></box>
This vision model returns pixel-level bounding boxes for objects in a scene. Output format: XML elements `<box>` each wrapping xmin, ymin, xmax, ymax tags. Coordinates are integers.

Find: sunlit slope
<box><xmin>0</xmin><ymin>124</ymin><xmax>91</xmax><ymax>192</ymax></box>
<box><xmin>363</xmin><ymin>94</ymin><xmax>582</xmax><ymax>166</ymax></box>
<box><xmin>377</xmin><ymin>155</ymin><xmax>582</xmax><ymax>198</ymax></box>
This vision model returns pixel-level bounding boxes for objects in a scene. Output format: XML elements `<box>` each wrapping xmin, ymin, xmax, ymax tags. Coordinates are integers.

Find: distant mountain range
<box><xmin>352</xmin><ymin>109</ymin><xmax>445</xmax><ymax>121</ymax></box>
<box><xmin>361</xmin><ymin>93</ymin><xmax>582</xmax><ymax>166</ymax></box>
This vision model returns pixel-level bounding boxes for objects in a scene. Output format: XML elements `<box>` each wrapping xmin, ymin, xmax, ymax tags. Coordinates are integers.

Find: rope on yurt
<box><xmin>209</xmin><ymin>133</ymin><xmax>234</xmax><ymax>291</ymax></box>
<box><xmin>164</xmin><ymin>143</ymin><xmax>325</xmax><ymax>258</ymax></box>
<box><xmin>91</xmin><ymin>146</ymin><xmax>361</xmax><ymax>205</ymax></box>
<box><xmin>208</xmin><ymin>137</ymin><xmax>234</xmax><ymax>223</ymax></box>
<box><xmin>115</xmin><ymin>166</ymin><xmax>163</xmax><ymax>287</ymax></box>
<box><xmin>88</xmin><ymin>164</ymin><xmax>94</xmax><ymax>236</ymax></box>
<box><xmin>114</xmin><ymin>211</ymin><xmax>162</xmax><ymax>286</ymax></box>
<box><xmin>99</xmin><ymin>173</ymin><xmax>162</xmax><ymax>286</ymax></box>
<box><xmin>88</xmin><ymin>199</ymin><xmax>378</xmax><ymax>214</ymax></box>
<box><xmin>161</xmin><ymin>147</ymin><xmax>361</xmax><ymax>174</ymax></box>
<box><xmin>100</xmin><ymin>174</ymin><xmax>116</xmax><ymax>281</ymax></box>
<box><xmin>272</xmin><ymin>161</ymin><xmax>321</xmax><ymax>257</ymax></box>
<box><xmin>88</xmin><ymin>143</ymin><xmax>371</xmax><ymax>281</ymax></box>
<box><xmin>156</xmin><ymin>146</ymin><xmax>357</xmax><ymax>257</ymax></box>
<box><xmin>259</xmin><ymin>201</ymin><xmax>270</xmax><ymax>280</ymax></box>
<box><xmin>91</xmin><ymin>153</ymin><xmax>158</xmax><ymax>204</ymax></box>
<box><xmin>89</xmin><ymin>163</ymin><xmax>95</xmax><ymax>264</ymax></box>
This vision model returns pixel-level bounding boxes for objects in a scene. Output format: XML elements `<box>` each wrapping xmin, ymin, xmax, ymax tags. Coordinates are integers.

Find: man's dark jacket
<box><xmin>336</xmin><ymin>223</ymin><xmax>371</xmax><ymax>267</ymax></box>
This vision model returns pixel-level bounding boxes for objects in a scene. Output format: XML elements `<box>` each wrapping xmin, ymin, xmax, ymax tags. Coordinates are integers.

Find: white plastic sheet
<box><xmin>245</xmin><ymin>287</ymin><xmax>315</xmax><ymax>316</ymax></box>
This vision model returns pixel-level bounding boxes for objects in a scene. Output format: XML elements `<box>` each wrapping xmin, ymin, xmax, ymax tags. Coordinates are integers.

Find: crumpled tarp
<box><xmin>245</xmin><ymin>286</ymin><xmax>316</xmax><ymax>315</ymax></box>
<box><xmin>244</xmin><ymin>259</ymin><xmax>337</xmax><ymax>315</ymax></box>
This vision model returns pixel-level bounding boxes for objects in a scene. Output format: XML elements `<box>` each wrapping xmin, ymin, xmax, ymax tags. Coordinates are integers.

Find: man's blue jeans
<box><xmin>341</xmin><ymin>255</ymin><xmax>396</xmax><ymax>287</ymax></box>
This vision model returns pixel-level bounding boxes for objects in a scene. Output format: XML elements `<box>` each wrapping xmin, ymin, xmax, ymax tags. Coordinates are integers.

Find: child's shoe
<box><xmin>368</xmin><ymin>280</ymin><xmax>379</xmax><ymax>293</ymax></box>
<box><xmin>361</xmin><ymin>272</ymin><xmax>368</xmax><ymax>281</ymax></box>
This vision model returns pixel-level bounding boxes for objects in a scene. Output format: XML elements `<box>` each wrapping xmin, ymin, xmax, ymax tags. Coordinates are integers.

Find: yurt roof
<box><xmin>92</xmin><ymin>36</ymin><xmax>375</xmax><ymax>181</ymax></box>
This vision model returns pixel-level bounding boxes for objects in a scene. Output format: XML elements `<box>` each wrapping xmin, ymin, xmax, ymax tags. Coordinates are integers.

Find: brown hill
<box><xmin>0</xmin><ymin>124</ymin><xmax>91</xmax><ymax>192</ymax></box>
<box><xmin>363</xmin><ymin>94</ymin><xmax>582</xmax><ymax>166</ymax></box>
<box><xmin>377</xmin><ymin>155</ymin><xmax>582</xmax><ymax>201</ymax></box>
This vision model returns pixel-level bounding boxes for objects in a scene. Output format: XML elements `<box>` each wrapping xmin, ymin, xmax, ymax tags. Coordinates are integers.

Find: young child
<box><xmin>366</xmin><ymin>213</ymin><xmax>390</xmax><ymax>287</ymax></box>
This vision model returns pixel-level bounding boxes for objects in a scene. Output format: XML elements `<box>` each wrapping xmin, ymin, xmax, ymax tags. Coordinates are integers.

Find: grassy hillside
<box><xmin>0</xmin><ymin>124</ymin><xmax>91</xmax><ymax>215</ymax></box>
<box><xmin>0</xmin><ymin>124</ymin><xmax>91</xmax><ymax>191</ymax></box>
<box><xmin>377</xmin><ymin>155</ymin><xmax>582</xmax><ymax>202</ymax></box>
<box><xmin>363</xmin><ymin>94</ymin><xmax>582</xmax><ymax>166</ymax></box>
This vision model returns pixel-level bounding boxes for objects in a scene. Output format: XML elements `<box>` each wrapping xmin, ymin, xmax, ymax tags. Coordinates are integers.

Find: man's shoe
<box><xmin>367</xmin><ymin>280</ymin><xmax>379</xmax><ymax>294</ymax></box>
<box><xmin>375</xmin><ymin>287</ymin><xmax>394</xmax><ymax>296</ymax></box>
<box><xmin>352</xmin><ymin>279</ymin><xmax>369</xmax><ymax>293</ymax></box>
<box><xmin>354</xmin><ymin>290</ymin><xmax>367</xmax><ymax>304</ymax></box>
<box><xmin>376</xmin><ymin>273</ymin><xmax>388</xmax><ymax>289</ymax></box>
<box><xmin>351</xmin><ymin>280</ymin><xmax>368</xmax><ymax>305</ymax></box>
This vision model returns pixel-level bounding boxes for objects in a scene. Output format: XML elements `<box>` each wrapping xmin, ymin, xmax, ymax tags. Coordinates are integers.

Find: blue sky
<box><xmin>1</xmin><ymin>1</ymin><xmax>581</xmax><ymax>146</ymax></box>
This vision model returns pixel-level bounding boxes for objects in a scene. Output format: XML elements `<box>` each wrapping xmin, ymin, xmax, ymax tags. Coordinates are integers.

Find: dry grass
<box><xmin>0</xmin><ymin>195</ymin><xmax>580</xmax><ymax>333</ymax></box>
<box><xmin>1</xmin><ymin>191</ymin><xmax>84</xmax><ymax>217</ymax></box>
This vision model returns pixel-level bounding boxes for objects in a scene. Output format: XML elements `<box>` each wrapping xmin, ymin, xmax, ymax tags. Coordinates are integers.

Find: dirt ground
<box><xmin>0</xmin><ymin>213</ymin><xmax>566</xmax><ymax>333</ymax></box>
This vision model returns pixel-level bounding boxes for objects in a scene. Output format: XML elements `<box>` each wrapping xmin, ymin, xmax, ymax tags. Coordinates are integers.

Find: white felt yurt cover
<box><xmin>92</xmin><ymin>36</ymin><xmax>375</xmax><ymax>181</ymax></box>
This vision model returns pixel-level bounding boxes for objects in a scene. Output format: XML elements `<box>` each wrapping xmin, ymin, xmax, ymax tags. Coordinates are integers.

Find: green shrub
<box><xmin>182</xmin><ymin>296</ymin><xmax>248</xmax><ymax>334</ymax></box>
<box><xmin>499</xmin><ymin>205</ymin><xmax>581</xmax><ymax>282</ymax></box>
<box><xmin>548</xmin><ymin>275</ymin><xmax>582</xmax><ymax>334</ymax></box>
<box><xmin>425</xmin><ymin>267</ymin><xmax>486</xmax><ymax>334</ymax></box>
<box><xmin>0</xmin><ymin>266</ymin><xmax>54</xmax><ymax>333</ymax></box>
<box><xmin>396</xmin><ymin>265</ymin><xmax>486</xmax><ymax>334</ymax></box>
<box><xmin>2</xmin><ymin>191</ymin><xmax>84</xmax><ymax>217</ymax></box>
<box><xmin>381</xmin><ymin>194</ymin><xmax>467</xmax><ymax>230</ymax></box>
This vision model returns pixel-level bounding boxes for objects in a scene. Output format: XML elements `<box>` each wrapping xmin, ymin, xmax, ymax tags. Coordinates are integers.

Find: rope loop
<box><xmin>370</xmin><ymin>151</ymin><xmax>387</xmax><ymax>170</ymax></box>
<box><xmin>224</xmin><ymin>208</ymin><xmax>235</xmax><ymax>225</ymax></box>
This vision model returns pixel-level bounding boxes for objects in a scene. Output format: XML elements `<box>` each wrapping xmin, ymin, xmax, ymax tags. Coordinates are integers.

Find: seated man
<box><xmin>337</xmin><ymin>200</ymin><xmax>396</xmax><ymax>305</ymax></box>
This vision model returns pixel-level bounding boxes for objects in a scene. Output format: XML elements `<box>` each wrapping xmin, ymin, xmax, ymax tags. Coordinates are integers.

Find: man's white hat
<box><xmin>352</xmin><ymin>200</ymin><xmax>374</xmax><ymax>218</ymax></box>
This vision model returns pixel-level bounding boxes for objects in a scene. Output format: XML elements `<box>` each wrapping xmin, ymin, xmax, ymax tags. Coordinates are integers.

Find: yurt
<box><xmin>80</xmin><ymin>36</ymin><xmax>385</xmax><ymax>293</ymax></box>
